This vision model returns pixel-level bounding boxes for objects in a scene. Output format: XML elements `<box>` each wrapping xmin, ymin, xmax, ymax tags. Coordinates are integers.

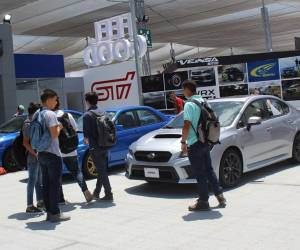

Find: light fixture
<box><xmin>3</xmin><ymin>14</ymin><xmax>11</xmax><ymax>24</ymax></box>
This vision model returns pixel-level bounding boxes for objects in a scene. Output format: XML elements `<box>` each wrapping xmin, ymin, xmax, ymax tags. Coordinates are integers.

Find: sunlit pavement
<box><xmin>0</xmin><ymin>162</ymin><xmax>300</xmax><ymax>250</ymax></box>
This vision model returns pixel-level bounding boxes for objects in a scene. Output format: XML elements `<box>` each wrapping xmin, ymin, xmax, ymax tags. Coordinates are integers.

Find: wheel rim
<box><xmin>5</xmin><ymin>151</ymin><xmax>18</xmax><ymax>172</ymax></box>
<box><xmin>86</xmin><ymin>155</ymin><xmax>98</xmax><ymax>177</ymax></box>
<box><xmin>222</xmin><ymin>152</ymin><xmax>242</xmax><ymax>186</ymax></box>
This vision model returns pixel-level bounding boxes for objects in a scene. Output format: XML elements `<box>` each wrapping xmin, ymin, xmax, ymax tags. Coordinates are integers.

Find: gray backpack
<box><xmin>190</xmin><ymin>99</ymin><xmax>220</xmax><ymax>144</ymax></box>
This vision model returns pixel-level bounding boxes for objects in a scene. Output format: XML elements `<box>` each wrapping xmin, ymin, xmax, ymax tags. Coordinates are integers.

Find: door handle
<box><xmin>266</xmin><ymin>127</ymin><xmax>272</xmax><ymax>132</ymax></box>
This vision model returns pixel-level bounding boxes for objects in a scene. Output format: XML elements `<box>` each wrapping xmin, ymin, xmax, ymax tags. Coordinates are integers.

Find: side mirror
<box><xmin>116</xmin><ymin>124</ymin><xmax>124</xmax><ymax>131</ymax></box>
<box><xmin>247</xmin><ymin>116</ymin><xmax>262</xmax><ymax>131</ymax></box>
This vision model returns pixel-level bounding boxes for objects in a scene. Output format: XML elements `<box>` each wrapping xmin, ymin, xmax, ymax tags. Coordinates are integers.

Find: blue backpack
<box><xmin>30</xmin><ymin>109</ymin><xmax>52</xmax><ymax>152</ymax></box>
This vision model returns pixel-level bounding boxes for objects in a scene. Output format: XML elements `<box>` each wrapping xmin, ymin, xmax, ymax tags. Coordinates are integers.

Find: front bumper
<box><xmin>125</xmin><ymin>153</ymin><xmax>197</xmax><ymax>184</ymax></box>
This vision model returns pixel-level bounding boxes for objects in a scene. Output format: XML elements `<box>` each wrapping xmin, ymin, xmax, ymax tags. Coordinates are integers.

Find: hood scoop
<box><xmin>154</xmin><ymin>134</ymin><xmax>182</xmax><ymax>139</ymax></box>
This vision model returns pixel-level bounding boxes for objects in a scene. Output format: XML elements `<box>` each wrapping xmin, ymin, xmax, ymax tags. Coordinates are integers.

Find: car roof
<box><xmin>105</xmin><ymin>106</ymin><xmax>156</xmax><ymax>112</ymax></box>
<box><xmin>208</xmin><ymin>95</ymin><xmax>282</xmax><ymax>103</ymax></box>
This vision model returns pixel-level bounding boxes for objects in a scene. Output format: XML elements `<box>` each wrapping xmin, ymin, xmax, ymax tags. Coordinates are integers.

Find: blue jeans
<box><xmin>27</xmin><ymin>157</ymin><xmax>43</xmax><ymax>206</ymax></box>
<box><xmin>90</xmin><ymin>148</ymin><xmax>111</xmax><ymax>195</ymax></box>
<box><xmin>39</xmin><ymin>152</ymin><xmax>62</xmax><ymax>215</ymax></box>
<box><xmin>188</xmin><ymin>141</ymin><xmax>223</xmax><ymax>202</ymax></box>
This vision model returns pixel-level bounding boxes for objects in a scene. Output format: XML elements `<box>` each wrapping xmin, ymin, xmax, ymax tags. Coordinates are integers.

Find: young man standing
<box><xmin>53</xmin><ymin>99</ymin><xmax>93</xmax><ymax>203</ymax></box>
<box><xmin>23</xmin><ymin>102</ymin><xmax>43</xmax><ymax>213</ymax></box>
<box><xmin>181</xmin><ymin>80</ymin><xmax>226</xmax><ymax>211</ymax></box>
<box><xmin>169</xmin><ymin>91</ymin><xmax>184</xmax><ymax>114</ymax></box>
<box><xmin>37</xmin><ymin>89</ymin><xmax>70</xmax><ymax>222</ymax></box>
<box><xmin>83</xmin><ymin>92</ymin><xmax>113</xmax><ymax>201</ymax></box>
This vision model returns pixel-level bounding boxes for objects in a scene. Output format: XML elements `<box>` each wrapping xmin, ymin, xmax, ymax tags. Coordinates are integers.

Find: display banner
<box><xmin>83</xmin><ymin>60</ymin><xmax>140</xmax><ymax>109</ymax></box>
<box><xmin>197</xmin><ymin>86</ymin><xmax>219</xmax><ymax>99</ymax></box>
<box><xmin>247</xmin><ymin>59</ymin><xmax>280</xmax><ymax>82</ymax></box>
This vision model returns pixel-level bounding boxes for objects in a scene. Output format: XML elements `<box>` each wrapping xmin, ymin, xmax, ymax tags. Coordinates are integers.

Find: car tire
<box><xmin>292</xmin><ymin>133</ymin><xmax>300</xmax><ymax>163</ymax></box>
<box><xmin>219</xmin><ymin>148</ymin><xmax>243</xmax><ymax>188</ymax></box>
<box><xmin>83</xmin><ymin>151</ymin><xmax>98</xmax><ymax>179</ymax></box>
<box><xmin>3</xmin><ymin>148</ymin><xmax>22</xmax><ymax>172</ymax></box>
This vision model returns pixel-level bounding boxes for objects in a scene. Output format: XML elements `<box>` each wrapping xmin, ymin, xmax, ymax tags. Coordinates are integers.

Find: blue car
<box><xmin>0</xmin><ymin>106</ymin><xmax>172</xmax><ymax>177</ymax></box>
<box><xmin>76</xmin><ymin>106</ymin><xmax>173</xmax><ymax>178</ymax></box>
<box><xmin>0</xmin><ymin>110</ymin><xmax>83</xmax><ymax>172</ymax></box>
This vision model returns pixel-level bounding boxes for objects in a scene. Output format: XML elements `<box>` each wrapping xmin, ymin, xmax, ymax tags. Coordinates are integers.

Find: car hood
<box><xmin>0</xmin><ymin>132</ymin><xmax>18</xmax><ymax>145</ymax></box>
<box><xmin>132</xmin><ymin>127</ymin><xmax>230</xmax><ymax>153</ymax></box>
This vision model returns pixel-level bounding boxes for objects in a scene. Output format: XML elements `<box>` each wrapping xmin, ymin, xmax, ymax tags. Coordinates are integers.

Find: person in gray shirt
<box><xmin>37</xmin><ymin>89</ymin><xmax>71</xmax><ymax>223</ymax></box>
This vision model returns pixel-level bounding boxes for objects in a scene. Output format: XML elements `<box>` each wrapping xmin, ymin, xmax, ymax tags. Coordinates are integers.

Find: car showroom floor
<box><xmin>0</xmin><ymin>162</ymin><xmax>299</xmax><ymax>250</ymax></box>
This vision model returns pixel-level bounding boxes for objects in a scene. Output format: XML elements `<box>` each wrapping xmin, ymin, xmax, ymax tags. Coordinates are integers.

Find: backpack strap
<box><xmin>89</xmin><ymin>110</ymin><xmax>105</xmax><ymax>118</ymax></box>
<box><xmin>189</xmin><ymin>99</ymin><xmax>203</xmax><ymax>138</ymax></box>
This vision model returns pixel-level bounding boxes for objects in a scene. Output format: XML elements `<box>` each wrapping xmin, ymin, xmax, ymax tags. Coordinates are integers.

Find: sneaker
<box><xmin>49</xmin><ymin>213</ymin><xmax>71</xmax><ymax>223</ymax></box>
<box><xmin>93</xmin><ymin>190</ymin><xmax>100</xmax><ymax>200</ymax></box>
<box><xmin>84</xmin><ymin>190</ymin><xmax>93</xmax><ymax>203</ymax></box>
<box><xmin>216</xmin><ymin>194</ymin><xmax>227</xmax><ymax>208</ymax></box>
<box><xmin>59</xmin><ymin>200</ymin><xmax>69</xmax><ymax>205</ymax></box>
<box><xmin>37</xmin><ymin>201</ymin><xmax>44</xmax><ymax>210</ymax></box>
<box><xmin>26</xmin><ymin>206</ymin><xmax>42</xmax><ymax>213</ymax></box>
<box><xmin>188</xmin><ymin>200</ymin><xmax>210</xmax><ymax>211</ymax></box>
<box><xmin>99</xmin><ymin>193</ymin><xmax>114</xmax><ymax>202</ymax></box>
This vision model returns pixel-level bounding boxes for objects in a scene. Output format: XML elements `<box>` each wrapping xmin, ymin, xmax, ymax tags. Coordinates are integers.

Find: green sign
<box><xmin>138</xmin><ymin>28</ymin><xmax>152</xmax><ymax>48</ymax></box>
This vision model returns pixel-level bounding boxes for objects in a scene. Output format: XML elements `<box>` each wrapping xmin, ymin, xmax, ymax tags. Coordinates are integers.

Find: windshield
<box><xmin>164</xmin><ymin>101</ymin><xmax>244</xmax><ymax>129</ymax></box>
<box><xmin>0</xmin><ymin>116</ymin><xmax>26</xmax><ymax>133</ymax></box>
<box><xmin>77</xmin><ymin>111</ymin><xmax>116</xmax><ymax>131</ymax></box>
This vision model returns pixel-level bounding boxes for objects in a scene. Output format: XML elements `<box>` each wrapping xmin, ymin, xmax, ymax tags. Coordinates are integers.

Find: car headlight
<box><xmin>128</xmin><ymin>149</ymin><xmax>134</xmax><ymax>157</ymax></box>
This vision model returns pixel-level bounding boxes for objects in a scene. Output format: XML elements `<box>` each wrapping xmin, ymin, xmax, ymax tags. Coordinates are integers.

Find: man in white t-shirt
<box><xmin>53</xmin><ymin>99</ymin><xmax>93</xmax><ymax>203</ymax></box>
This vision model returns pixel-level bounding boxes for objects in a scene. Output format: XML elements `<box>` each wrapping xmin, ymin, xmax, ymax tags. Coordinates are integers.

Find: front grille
<box><xmin>131</xmin><ymin>165</ymin><xmax>179</xmax><ymax>182</ymax></box>
<box><xmin>134</xmin><ymin>151</ymin><xmax>172</xmax><ymax>162</ymax></box>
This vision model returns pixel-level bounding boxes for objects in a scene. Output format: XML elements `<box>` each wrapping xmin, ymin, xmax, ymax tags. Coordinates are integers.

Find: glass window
<box><xmin>243</xmin><ymin>100</ymin><xmax>269</xmax><ymax>123</ymax></box>
<box><xmin>0</xmin><ymin>116</ymin><xmax>26</xmax><ymax>133</ymax></box>
<box><xmin>266</xmin><ymin>99</ymin><xmax>290</xmax><ymax>117</ymax></box>
<box><xmin>116</xmin><ymin>111</ymin><xmax>137</xmax><ymax>129</ymax></box>
<box><xmin>136</xmin><ymin>109</ymin><xmax>162</xmax><ymax>126</ymax></box>
<box><xmin>163</xmin><ymin>101</ymin><xmax>244</xmax><ymax>129</ymax></box>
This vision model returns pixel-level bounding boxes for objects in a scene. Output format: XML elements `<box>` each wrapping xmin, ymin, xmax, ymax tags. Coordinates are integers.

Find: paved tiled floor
<box><xmin>0</xmin><ymin>162</ymin><xmax>300</xmax><ymax>250</ymax></box>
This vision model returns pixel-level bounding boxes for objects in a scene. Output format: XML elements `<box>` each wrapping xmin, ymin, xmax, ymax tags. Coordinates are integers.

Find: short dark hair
<box><xmin>85</xmin><ymin>92</ymin><xmax>98</xmax><ymax>106</ymax></box>
<box><xmin>40</xmin><ymin>89</ymin><xmax>58</xmax><ymax>103</ymax></box>
<box><xmin>182</xmin><ymin>79</ymin><xmax>197</xmax><ymax>94</ymax></box>
<box><xmin>28</xmin><ymin>102</ymin><xmax>41</xmax><ymax>115</ymax></box>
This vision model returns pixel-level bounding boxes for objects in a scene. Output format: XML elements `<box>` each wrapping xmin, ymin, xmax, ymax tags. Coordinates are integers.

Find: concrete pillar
<box><xmin>0</xmin><ymin>24</ymin><xmax>16</xmax><ymax>123</ymax></box>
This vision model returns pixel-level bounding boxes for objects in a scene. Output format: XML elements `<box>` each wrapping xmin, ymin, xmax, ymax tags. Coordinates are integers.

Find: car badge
<box><xmin>147</xmin><ymin>153</ymin><xmax>156</xmax><ymax>160</ymax></box>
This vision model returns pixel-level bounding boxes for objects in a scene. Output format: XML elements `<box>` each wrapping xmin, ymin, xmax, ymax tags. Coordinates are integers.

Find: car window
<box><xmin>0</xmin><ymin>116</ymin><xmax>26</xmax><ymax>133</ymax></box>
<box><xmin>115</xmin><ymin>111</ymin><xmax>137</xmax><ymax>129</ymax></box>
<box><xmin>241</xmin><ymin>100</ymin><xmax>269</xmax><ymax>126</ymax></box>
<box><xmin>266</xmin><ymin>99</ymin><xmax>290</xmax><ymax>117</ymax></box>
<box><xmin>136</xmin><ymin>109</ymin><xmax>162</xmax><ymax>126</ymax></box>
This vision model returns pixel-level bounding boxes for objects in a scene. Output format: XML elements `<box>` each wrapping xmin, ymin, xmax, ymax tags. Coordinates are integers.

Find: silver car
<box><xmin>126</xmin><ymin>95</ymin><xmax>300</xmax><ymax>187</ymax></box>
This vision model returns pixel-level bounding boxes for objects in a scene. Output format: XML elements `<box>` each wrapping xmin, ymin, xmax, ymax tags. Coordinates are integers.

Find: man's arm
<box><xmin>83</xmin><ymin>114</ymin><xmax>92</xmax><ymax>145</ymax></box>
<box><xmin>181</xmin><ymin>120</ymin><xmax>190</xmax><ymax>154</ymax></box>
<box><xmin>23</xmin><ymin>135</ymin><xmax>37</xmax><ymax>158</ymax></box>
<box><xmin>49</xmin><ymin>125</ymin><xmax>62</xmax><ymax>139</ymax></box>
<box><xmin>45</xmin><ymin>111</ymin><xmax>62</xmax><ymax>139</ymax></box>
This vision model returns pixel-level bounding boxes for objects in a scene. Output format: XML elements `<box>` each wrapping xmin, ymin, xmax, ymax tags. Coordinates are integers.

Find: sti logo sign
<box><xmin>91</xmin><ymin>71</ymin><xmax>135</xmax><ymax>102</ymax></box>
<box><xmin>83</xmin><ymin>13</ymin><xmax>147</xmax><ymax>67</ymax></box>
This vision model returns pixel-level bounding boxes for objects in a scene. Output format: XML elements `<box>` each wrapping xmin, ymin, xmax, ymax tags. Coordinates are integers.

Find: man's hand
<box><xmin>181</xmin><ymin>143</ymin><xmax>188</xmax><ymax>155</ymax></box>
<box><xmin>84</xmin><ymin>138</ymin><xmax>89</xmax><ymax>145</ymax></box>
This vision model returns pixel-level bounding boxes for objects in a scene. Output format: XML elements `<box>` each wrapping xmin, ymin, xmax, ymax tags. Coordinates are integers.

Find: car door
<box><xmin>110</xmin><ymin>110</ymin><xmax>140</xmax><ymax>163</ymax></box>
<box><xmin>237</xmin><ymin>99</ymin><xmax>274</xmax><ymax>169</ymax></box>
<box><xmin>264</xmin><ymin>98</ymin><xmax>294</xmax><ymax>158</ymax></box>
<box><xmin>135</xmin><ymin>109</ymin><xmax>165</xmax><ymax>137</ymax></box>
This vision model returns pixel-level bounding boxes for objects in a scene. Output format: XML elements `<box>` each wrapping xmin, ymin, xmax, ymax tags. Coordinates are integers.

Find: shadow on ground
<box><xmin>125</xmin><ymin>161</ymin><xmax>299</xmax><ymax>199</ymax></box>
<box><xmin>182</xmin><ymin>210</ymin><xmax>223</xmax><ymax>221</ymax></box>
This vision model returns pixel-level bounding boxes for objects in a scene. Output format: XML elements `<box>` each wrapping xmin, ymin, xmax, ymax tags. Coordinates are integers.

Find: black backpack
<box><xmin>12</xmin><ymin>120</ymin><xmax>30</xmax><ymax>167</ymax></box>
<box><xmin>57</xmin><ymin>113</ymin><xmax>79</xmax><ymax>154</ymax></box>
<box><xmin>90</xmin><ymin>110</ymin><xmax>116</xmax><ymax>148</ymax></box>
<box><xmin>190</xmin><ymin>99</ymin><xmax>221</xmax><ymax>144</ymax></box>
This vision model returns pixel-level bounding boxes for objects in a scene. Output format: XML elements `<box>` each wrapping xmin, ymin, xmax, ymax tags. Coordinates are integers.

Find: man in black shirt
<box><xmin>83</xmin><ymin>92</ymin><xmax>113</xmax><ymax>201</ymax></box>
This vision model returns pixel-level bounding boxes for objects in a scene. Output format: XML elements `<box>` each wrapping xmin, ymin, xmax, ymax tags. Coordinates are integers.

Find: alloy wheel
<box><xmin>220</xmin><ymin>150</ymin><xmax>242</xmax><ymax>187</ymax></box>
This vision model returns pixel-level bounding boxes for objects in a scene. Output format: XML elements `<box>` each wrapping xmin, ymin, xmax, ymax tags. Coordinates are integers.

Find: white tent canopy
<box><xmin>2</xmin><ymin>0</ymin><xmax>300</xmax><ymax>72</ymax></box>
